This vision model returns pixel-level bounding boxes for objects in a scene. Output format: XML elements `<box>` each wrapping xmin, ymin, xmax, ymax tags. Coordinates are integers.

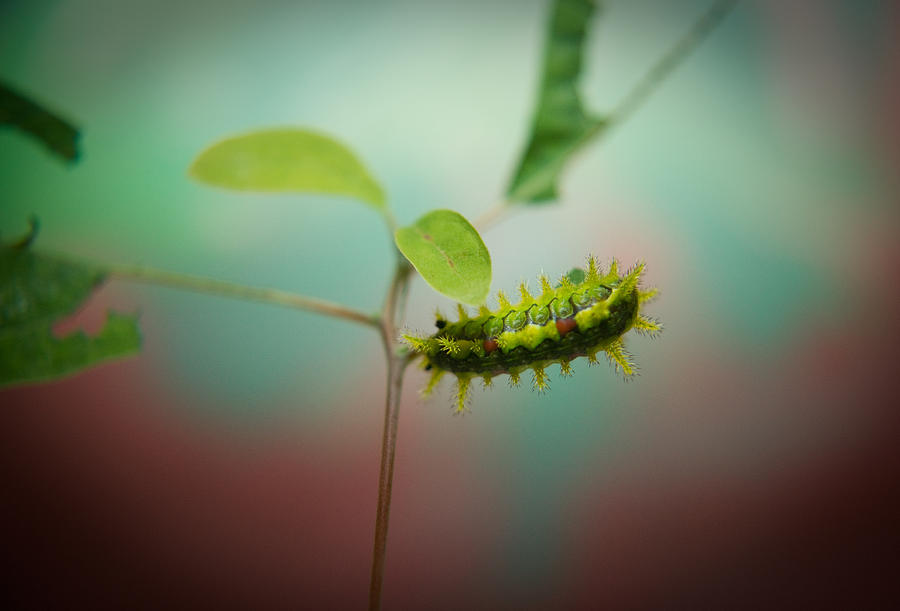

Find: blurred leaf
<box><xmin>189</xmin><ymin>127</ymin><xmax>387</xmax><ymax>211</ymax></box>
<box><xmin>394</xmin><ymin>210</ymin><xmax>491</xmax><ymax>305</ymax></box>
<box><xmin>0</xmin><ymin>81</ymin><xmax>80</xmax><ymax>162</ymax></box>
<box><xmin>506</xmin><ymin>0</ymin><xmax>605</xmax><ymax>204</ymax></box>
<box><xmin>0</xmin><ymin>230</ymin><xmax>140</xmax><ymax>387</ymax></box>
<box><xmin>1</xmin><ymin>312</ymin><xmax>141</xmax><ymax>387</ymax></box>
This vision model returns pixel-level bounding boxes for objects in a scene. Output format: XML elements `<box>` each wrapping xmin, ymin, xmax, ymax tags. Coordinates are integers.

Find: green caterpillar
<box><xmin>404</xmin><ymin>256</ymin><xmax>661</xmax><ymax>412</ymax></box>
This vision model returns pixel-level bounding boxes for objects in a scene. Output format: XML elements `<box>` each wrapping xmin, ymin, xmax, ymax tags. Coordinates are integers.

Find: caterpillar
<box><xmin>403</xmin><ymin>256</ymin><xmax>661</xmax><ymax>412</ymax></box>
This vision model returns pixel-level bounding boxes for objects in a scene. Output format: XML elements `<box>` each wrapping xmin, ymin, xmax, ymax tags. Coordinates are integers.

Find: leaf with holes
<box><xmin>0</xmin><ymin>228</ymin><xmax>140</xmax><ymax>387</ymax></box>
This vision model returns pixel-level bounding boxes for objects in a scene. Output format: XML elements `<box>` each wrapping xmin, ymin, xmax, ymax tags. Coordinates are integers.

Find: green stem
<box><xmin>105</xmin><ymin>262</ymin><xmax>379</xmax><ymax>328</ymax></box>
<box><xmin>368</xmin><ymin>259</ymin><xmax>412</xmax><ymax>611</ymax></box>
<box><xmin>607</xmin><ymin>0</ymin><xmax>739</xmax><ymax>128</ymax></box>
<box><xmin>473</xmin><ymin>199</ymin><xmax>513</xmax><ymax>233</ymax></box>
<box><xmin>368</xmin><ymin>353</ymin><xmax>407</xmax><ymax>611</ymax></box>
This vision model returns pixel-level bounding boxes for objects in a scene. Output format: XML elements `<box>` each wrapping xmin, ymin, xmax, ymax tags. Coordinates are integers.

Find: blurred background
<box><xmin>2</xmin><ymin>0</ymin><xmax>898</xmax><ymax>608</ymax></box>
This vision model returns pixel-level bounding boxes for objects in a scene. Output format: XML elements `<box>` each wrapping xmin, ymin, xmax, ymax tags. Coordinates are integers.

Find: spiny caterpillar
<box><xmin>404</xmin><ymin>256</ymin><xmax>661</xmax><ymax>412</ymax></box>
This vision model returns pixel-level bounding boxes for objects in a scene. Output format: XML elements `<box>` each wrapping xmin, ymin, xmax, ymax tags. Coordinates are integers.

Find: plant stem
<box><xmin>368</xmin><ymin>352</ymin><xmax>407</xmax><ymax>611</ymax></box>
<box><xmin>473</xmin><ymin>199</ymin><xmax>513</xmax><ymax>233</ymax></box>
<box><xmin>368</xmin><ymin>259</ymin><xmax>412</xmax><ymax>611</ymax></box>
<box><xmin>607</xmin><ymin>0</ymin><xmax>739</xmax><ymax>128</ymax></box>
<box><xmin>105</xmin><ymin>262</ymin><xmax>379</xmax><ymax>328</ymax></box>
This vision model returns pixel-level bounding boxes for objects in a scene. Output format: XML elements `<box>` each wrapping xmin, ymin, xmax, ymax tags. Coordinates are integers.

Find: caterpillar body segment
<box><xmin>403</xmin><ymin>256</ymin><xmax>659</xmax><ymax>412</ymax></box>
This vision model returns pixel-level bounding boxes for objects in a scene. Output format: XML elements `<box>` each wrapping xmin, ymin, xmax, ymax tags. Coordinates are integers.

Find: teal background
<box><xmin>2</xmin><ymin>1</ymin><xmax>898</xmax><ymax>608</ymax></box>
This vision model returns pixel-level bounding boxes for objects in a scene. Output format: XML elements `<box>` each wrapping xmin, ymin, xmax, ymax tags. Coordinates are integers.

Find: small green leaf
<box><xmin>189</xmin><ymin>127</ymin><xmax>386</xmax><ymax>211</ymax></box>
<box><xmin>0</xmin><ymin>81</ymin><xmax>80</xmax><ymax>162</ymax></box>
<box><xmin>506</xmin><ymin>0</ymin><xmax>606</xmax><ymax>204</ymax></box>
<box><xmin>0</xmin><ymin>233</ymin><xmax>140</xmax><ymax>387</ymax></box>
<box><xmin>394</xmin><ymin>210</ymin><xmax>491</xmax><ymax>305</ymax></box>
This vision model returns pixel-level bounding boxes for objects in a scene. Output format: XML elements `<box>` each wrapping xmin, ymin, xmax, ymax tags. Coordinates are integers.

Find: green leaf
<box><xmin>506</xmin><ymin>0</ymin><xmax>606</xmax><ymax>204</ymax></box>
<box><xmin>394</xmin><ymin>210</ymin><xmax>491</xmax><ymax>305</ymax></box>
<box><xmin>0</xmin><ymin>81</ymin><xmax>80</xmax><ymax>162</ymax></box>
<box><xmin>0</xmin><ymin>232</ymin><xmax>140</xmax><ymax>387</ymax></box>
<box><xmin>189</xmin><ymin>127</ymin><xmax>387</xmax><ymax>211</ymax></box>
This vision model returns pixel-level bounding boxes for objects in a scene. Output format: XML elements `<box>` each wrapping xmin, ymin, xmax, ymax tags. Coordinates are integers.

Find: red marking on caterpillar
<box><xmin>555</xmin><ymin>317</ymin><xmax>577</xmax><ymax>337</ymax></box>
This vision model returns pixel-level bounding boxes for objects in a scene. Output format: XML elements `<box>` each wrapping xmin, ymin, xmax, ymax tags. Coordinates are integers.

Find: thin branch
<box><xmin>394</xmin><ymin>271</ymin><xmax>412</xmax><ymax>331</ymax></box>
<box><xmin>607</xmin><ymin>0</ymin><xmax>739</xmax><ymax>128</ymax></box>
<box><xmin>368</xmin><ymin>258</ymin><xmax>413</xmax><ymax>611</ymax></box>
<box><xmin>105</xmin><ymin>262</ymin><xmax>379</xmax><ymax>328</ymax></box>
<box><xmin>473</xmin><ymin>199</ymin><xmax>514</xmax><ymax>234</ymax></box>
<box><xmin>382</xmin><ymin>207</ymin><xmax>400</xmax><ymax>235</ymax></box>
<box><xmin>381</xmin><ymin>208</ymin><xmax>401</xmax><ymax>253</ymax></box>
<box><xmin>368</xmin><ymin>353</ymin><xmax>407</xmax><ymax>611</ymax></box>
<box><xmin>386</xmin><ymin>260</ymin><xmax>413</xmax><ymax>331</ymax></box>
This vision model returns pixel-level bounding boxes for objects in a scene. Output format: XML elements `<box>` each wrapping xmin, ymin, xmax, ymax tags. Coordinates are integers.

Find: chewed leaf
<box><xmin>1</xmin><ymin>311</ymin><xmax>141</xmax><ymax>386</ymax></box>
<box><xmin>0</xmin><ymin>228</ymin><xmax>141</xmax><ymax>387</ymax></box>
<box><xmin>1</xmin><ymin>224</ymin><xmax>102</xmax><ymax>327</ymax></box>
<box><xmin>394</xmin><ymin>209</ymin><xmax>491</xmax><ymax>305</ymax></box>
<box><xmin>506</xmin><ymin>0</ymin><xmax>606</xmax><ymax>204</ymax></box>
<box><xmin>189</xmin><ymin>127</ymin><xmax>386</xmax><ymax>211</ymax></box>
